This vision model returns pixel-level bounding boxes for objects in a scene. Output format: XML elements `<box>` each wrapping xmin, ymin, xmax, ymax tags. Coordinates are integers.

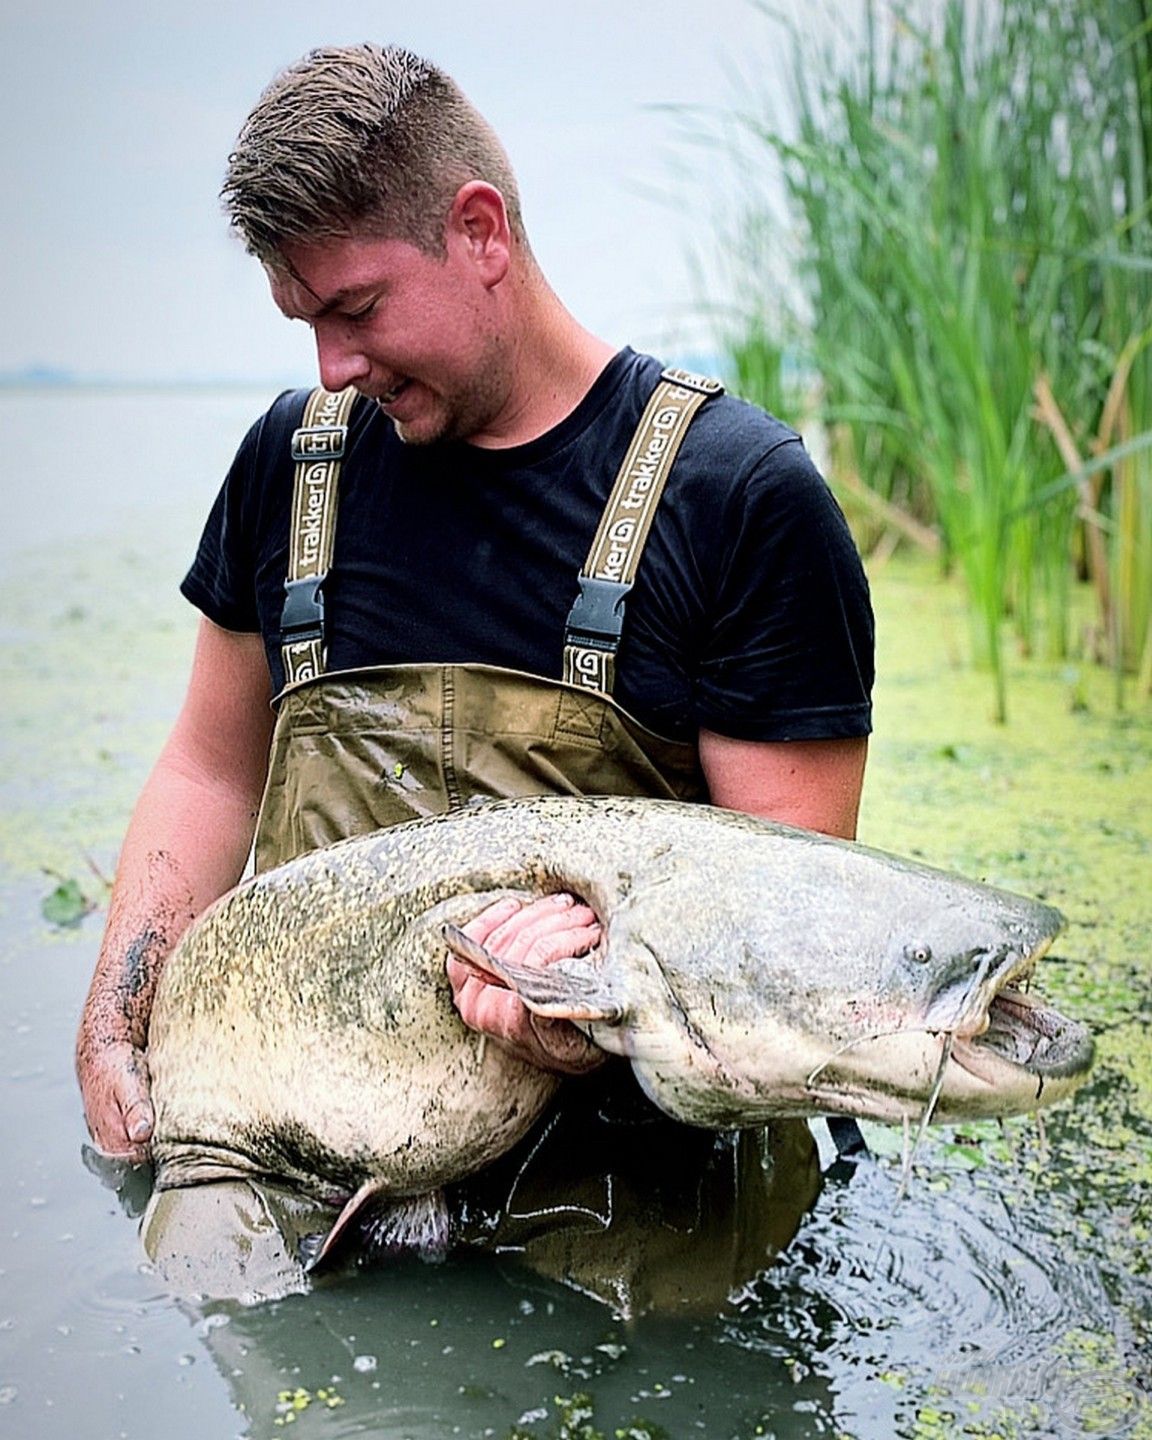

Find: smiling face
<box><xmin>267</xmin><ymin>185</ymin><xmax>519</xmax><ymax>447</ymax></box>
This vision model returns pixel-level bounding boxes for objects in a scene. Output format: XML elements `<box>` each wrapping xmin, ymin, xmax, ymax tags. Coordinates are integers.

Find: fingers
<box><xmin>105</xmin><ymin>1082</ymin><xmax>154</xmax><ymax>1164</ymax></box>
<box><xmin>464</xmin><ymin>892</ymin><xmax>602</xmax><ymax>967</ymax></box>
<box><xmin>447</xmin><ymin>961</ymin><xmax>603</xmax><ymax>1074</ymax></box>
<box><xmin>89</xmin><ymin>1113</ymin><xmax>151</xmax><ymax>1164</ymax></box>
<box><xmin>446</xmin><ymin>892</ymin><xmax>606</xmax><ymax>1076</ymax></box>
<box><xmin>460</xmin><ymin>895</ymin><xmax>524</xmax><ymax>947</ymax></box>
<box><xmin>80</xmin><ymin>1043</ymin><xmax>154</xmax><ymax>1163</ymax></box>
<box><xmin>455</xmin><ymin>968</ymin><xmax>535</xmax><ymax>1047</ymax></box>
<box><xmin>123</xmin><ymin>1093</ymin><xmax>155</xmax><ymax>1147</ymax></box>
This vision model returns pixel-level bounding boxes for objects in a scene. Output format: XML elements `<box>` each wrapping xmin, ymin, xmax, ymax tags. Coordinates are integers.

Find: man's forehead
<box><xmin>268</xmin><ymin>270</ymin><xmax>374</xmax><ymax>320</ymax></box>
<box><xmin>267</xmin><ymin>235</ymin><xmax>418</xmax><ymax>315</ymax></box>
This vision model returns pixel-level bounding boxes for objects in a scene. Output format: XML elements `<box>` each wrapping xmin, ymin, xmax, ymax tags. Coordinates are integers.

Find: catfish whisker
<box><xmin>896</xmin><ymin>1031</ymin><xmax>956</xmax><ymax>1202</ymax></box>
<box><xmin>1034</xmin><ymin>1107</ymin><xmax>1048</xmax><ymax>1162</ymax></box>
<box><xmin>895</xmin><ymin>959</ymin><xmax>998</xmax><ymax>1199</ymax></box>
<box><xmin>805</xmin><ymin>1025</ymin><xmax>932</xmax><ymax>1091</ymax></box>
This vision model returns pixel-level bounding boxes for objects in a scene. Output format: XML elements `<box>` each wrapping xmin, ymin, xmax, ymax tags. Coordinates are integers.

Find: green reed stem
<box><xmin>713</xmin><ymin>0</ymin><xmax>1152</xmax><ymax>716</ymax></box>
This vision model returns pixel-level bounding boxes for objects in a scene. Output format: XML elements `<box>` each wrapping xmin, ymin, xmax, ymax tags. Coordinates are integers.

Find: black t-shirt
<box><xmin>181</xmin><ymin>348</ymin><xmax>873</xmax><ymax>744</ymax></box>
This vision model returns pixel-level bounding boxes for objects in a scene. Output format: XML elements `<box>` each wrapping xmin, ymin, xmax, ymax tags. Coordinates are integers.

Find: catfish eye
<box><xmin>904</xmin><ymin>943</ymin><xmax>932</xmax><ymax>965</ymax></box>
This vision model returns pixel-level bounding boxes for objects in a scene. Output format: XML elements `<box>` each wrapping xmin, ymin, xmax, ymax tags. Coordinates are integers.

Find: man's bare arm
<box><xmin>76</xmin><ymin>620</ymin><xmax>274</xmax><ymax>1160</ymax></box>
<box><xmin>698</xmin><ymin>730</ymin><xmax>868</xmax><ymax>840</ymax></box>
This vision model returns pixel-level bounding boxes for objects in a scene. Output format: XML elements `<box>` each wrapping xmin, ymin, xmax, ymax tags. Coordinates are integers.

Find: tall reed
<box><xmin>717</xmin><ymin>0</ymin><xmax>1152</xmax><ymax>717</ymax></box>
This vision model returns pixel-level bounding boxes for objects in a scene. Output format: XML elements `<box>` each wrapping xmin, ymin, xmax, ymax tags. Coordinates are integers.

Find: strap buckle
<box><xmin>659</xmin><ymin>366</ymin><xmax>724</xmax><ymax>396</ymax></box>
<box><xmin>280</xmin><ymin>574</ymin><xmax>326</xmax><ymax>643</ymax></box>
<box><xmin>564</xmin><ymin>575</ymin><xmax>632</xmax><ymax>651</ymax></box>
<box><xmin>291</xmin><ymin>424</ymin><xmax>347</xmax><ymax>463</ymax></box>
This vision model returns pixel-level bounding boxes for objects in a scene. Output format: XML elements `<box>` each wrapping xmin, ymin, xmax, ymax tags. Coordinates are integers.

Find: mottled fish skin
<box><xmin>147</xmin><ymin>795</ymin><xmax>1093</xmax><ymax>1204</ymax></box>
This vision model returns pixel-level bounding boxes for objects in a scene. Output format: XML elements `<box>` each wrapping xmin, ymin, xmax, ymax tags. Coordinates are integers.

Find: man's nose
<box><xmin>314</xmin><ymin>326</ymin><xmax>370</xmax><ymax>392</ymax></box>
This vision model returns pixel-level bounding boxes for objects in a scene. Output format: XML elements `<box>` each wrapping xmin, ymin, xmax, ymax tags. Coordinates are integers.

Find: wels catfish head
<box><xmin>786</xmin><ymin>865</ymin><xmax>1091</xmax><ymax>1125</ymax></box>
<box><xmin>566</xmin><ymin>821</ymin><xmax>1095</xmax><ymax>1130</ymax></box>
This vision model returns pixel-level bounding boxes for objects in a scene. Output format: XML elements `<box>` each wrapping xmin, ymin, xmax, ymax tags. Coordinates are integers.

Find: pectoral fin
<box><xmin>442</xmin><ymin>924</ymin><xmax>624</xmax><ymax>1024</ymax></box>
<box><xmin>306</xmin><ymin>1182</ymin><xmax>449</xmax><ymax>1272</ymax></box>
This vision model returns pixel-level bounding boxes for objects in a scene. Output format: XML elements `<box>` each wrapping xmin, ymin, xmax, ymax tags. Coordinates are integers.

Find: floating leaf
<box><xmin>41</xmin><ymin>876</ymin><xmax>95</xmax><ymax>929</ymax></box>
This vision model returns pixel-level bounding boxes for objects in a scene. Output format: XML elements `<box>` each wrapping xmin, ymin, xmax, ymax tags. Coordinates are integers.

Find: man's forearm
<box><xmin>76</xmin><ymin>749</ymin><xmax>263</xmax><ymax>1155</ymax></box>
<box><xmin>80</xmin><ymin>754</ymin><xmax>261</xmax><ymax>1042</ymax></box>
<box><xmin>76</xmin><ymin>620</ymin><xmax>273</xmax><ymax>1157</ymax></box>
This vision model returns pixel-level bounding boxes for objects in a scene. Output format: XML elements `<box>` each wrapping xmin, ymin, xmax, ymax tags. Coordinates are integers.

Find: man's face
<box><xmin>268</xmin><ymin>230</ymin><xmax>513</xmax><ymax>447</ymax></box>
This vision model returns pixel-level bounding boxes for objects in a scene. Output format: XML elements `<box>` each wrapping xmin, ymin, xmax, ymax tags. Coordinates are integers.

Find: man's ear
<box><xmin>446</xmin><ymin>181</ymin><xmax>511</xmax><ymax>287</ymax></box>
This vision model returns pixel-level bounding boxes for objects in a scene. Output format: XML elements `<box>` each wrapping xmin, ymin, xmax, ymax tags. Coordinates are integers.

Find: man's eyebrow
<box><xmin>296</xmin><ymin>284</ymin><xmax>377</xmax><ymax>320</ymax></box>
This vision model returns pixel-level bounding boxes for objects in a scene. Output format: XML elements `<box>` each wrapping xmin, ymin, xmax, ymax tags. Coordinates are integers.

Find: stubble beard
<box><xmin>389</xmin><ymin>335</ymin><xmax>513</xmax><ymax>447</ymax></box>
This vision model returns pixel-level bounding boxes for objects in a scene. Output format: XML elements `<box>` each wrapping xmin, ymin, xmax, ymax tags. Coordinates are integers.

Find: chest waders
<box><xmin>254</xmin><ymin>373</ymin><xmax>720</xmax><ymax>868</ymax></box>
<box><xmin>248</xmin><ymin>374</ymin><xmax>821</xmax><ymax>1314</ymax></box>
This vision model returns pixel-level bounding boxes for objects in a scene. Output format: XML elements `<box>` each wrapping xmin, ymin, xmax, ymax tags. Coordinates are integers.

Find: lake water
<box><xmin>0</xmin><ymin>391</ymin><xmax>1149</xmax><ymax>1439</ymax></box>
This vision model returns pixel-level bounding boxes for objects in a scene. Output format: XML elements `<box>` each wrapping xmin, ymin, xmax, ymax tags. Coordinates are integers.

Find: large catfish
<box><xmin>145</xmin><ymin>796</ymin><xmax>1092</xmax><ymax>1273</ymax></box>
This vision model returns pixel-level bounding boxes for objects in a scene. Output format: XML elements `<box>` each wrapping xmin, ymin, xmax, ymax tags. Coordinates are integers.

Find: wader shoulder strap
<box><xmin>563</xmin><ymin>368</ymin><xmax>723</xmax><ymax>695</ymax></box>
<box><xmin>279</xmin><ymin>386</ymin><xmax>359</xmax><ymax>686</ymax></box>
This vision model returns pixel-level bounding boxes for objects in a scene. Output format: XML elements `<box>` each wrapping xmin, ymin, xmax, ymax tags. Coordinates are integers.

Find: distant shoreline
<box><xmin>0</xmin><ymin>376</ymin><xmax>303</xmax><ymax>395</ymax></box>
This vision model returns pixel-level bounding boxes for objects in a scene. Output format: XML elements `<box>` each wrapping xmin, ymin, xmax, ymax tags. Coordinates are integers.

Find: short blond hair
<box><xmin>222</xmin><ymin>44</ymin><xmax>525</xmax><ymax>260</ymax></box>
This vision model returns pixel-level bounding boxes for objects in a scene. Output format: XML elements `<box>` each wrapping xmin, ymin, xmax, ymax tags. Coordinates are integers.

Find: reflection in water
<box><xmin>450</xmin><ymin>1075</ymin><xmax>825</xmax><ymax>1320</ymax></box>
<box><xmin>90</xmin><ymin>1112</ymin><xmax>1148</xmax><ymax>1439</ymax></box>
<box><xmin>81</xmin><ymin>1144</ymin><xmax>153</xmax><ymax>1220</ymax></box>
<box><xmin>93</xmin><ymin>1089</ymin><xmax>832</xmax><ymax>1436</ymax></box>
<box><xmin>82</xmin><ymin>1057</ymin><xmax>1150</xmax><ymax>1439</ymax></box>
<box><xmin>149</xmin><ymin>1115</ymin><xmax>831</xmax><ymax>1440</ymax></box>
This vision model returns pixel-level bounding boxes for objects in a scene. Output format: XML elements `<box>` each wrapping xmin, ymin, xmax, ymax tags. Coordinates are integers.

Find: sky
<box><xmin>1</xmin><ymin>0</ymin><xmax>812</xmax><ymax>385</ymax></box>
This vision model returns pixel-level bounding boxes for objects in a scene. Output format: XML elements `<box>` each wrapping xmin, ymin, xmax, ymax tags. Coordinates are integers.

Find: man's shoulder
<box><xmin>229</xmin><ymin>386</ymin><xmax>313</xmax><ymax>480</ymax></box>
<box><xmin>674</xmin><ymin>390</ymin><xmax>813</xmax><ymax>510</ymax></box>
<box><xmin>687</xmin><ymin>386</ymin><xmax>802</xmax><ymax>467</ymax></box>
<box><xmin>257</xmin><ymin>384</ymin><xmax>318</xmax><ymax>437</ymax></box>
<box><xmin>627</xmin><ymin>351</ymin><xmax>803</xmax><ymax>468</ymax></box>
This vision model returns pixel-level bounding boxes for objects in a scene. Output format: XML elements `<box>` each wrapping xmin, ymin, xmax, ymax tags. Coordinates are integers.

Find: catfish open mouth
<box><xmin>952</xmin><ymin>981</ymin><xmax>1095</xmax><ymax>1086</ymax></box>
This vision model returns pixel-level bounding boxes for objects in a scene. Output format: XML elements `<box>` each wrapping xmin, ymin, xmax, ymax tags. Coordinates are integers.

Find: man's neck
<box><xmin>471</xmin><ymin>275</ymin><xmax>617</xmax><ymax>449</ymax></box>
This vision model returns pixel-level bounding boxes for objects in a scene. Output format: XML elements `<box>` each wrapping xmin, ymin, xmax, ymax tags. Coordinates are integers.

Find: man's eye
<box><xmin>345</xmin><ymin>302</ymin><xmax>377</xmax><ymax>323</ymax></box>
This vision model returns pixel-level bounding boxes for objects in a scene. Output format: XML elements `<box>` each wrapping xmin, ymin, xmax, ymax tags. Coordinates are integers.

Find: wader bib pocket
<box><xmin>255</xmin><ymin>663</ymin><xmax>706</xmax><ymax>872</ymax></box>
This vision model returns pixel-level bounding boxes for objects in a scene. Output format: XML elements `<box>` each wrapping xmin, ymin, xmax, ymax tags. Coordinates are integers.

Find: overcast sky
<box><xmin>1</xmin><ymin>0</ymin><xmax>817</xmax><ymax>385</ymax></box>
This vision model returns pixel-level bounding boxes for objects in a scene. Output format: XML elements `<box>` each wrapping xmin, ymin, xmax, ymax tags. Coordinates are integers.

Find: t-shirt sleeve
<box><xmin>693</xmin><ymin>438</ymin><xmax>874</xmax><ymax>742</ymax></box>
<box><xmin>179</xmin><ymin>406</ymin><xmax>279</xmax><ymax>633</ymax></box>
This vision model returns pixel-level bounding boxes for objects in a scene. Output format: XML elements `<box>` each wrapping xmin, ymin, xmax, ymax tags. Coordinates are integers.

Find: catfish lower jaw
<box><xmin>954</xmin><ymin>985</ymin><xmax>1095</xmax><ymax>1083</ymax></box>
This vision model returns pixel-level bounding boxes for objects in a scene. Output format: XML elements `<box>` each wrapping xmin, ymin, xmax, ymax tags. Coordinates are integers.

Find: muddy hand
<box><xmin>445</xmin><ymin>893</ymin><xmax>606</xmax><ymax>1075</ymax></box>
<box><xmin>76</xmin><ymin>1039</ymin><xmax>154</xmax><ymax>1164</ymax></box>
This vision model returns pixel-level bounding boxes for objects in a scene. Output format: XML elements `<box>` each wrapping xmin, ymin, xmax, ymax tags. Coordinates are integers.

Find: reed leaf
<box><xmin>712</xmin><ymin>0</ymin><xmax>1152</xmax><ymax>716</ymax></box>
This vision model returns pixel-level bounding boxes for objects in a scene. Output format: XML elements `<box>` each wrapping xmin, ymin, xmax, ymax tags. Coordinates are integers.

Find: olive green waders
<box><xmin>145</xmin><ymin>375</ymin><xmax>821</xmax><ymax>1315</ymax></box>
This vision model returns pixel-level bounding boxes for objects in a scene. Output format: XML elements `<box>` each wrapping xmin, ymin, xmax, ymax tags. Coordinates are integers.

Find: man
<box><xmin>77</xmin><ymin>45</ymin><xmax>872</xmax><ymax>1233</ymax></box>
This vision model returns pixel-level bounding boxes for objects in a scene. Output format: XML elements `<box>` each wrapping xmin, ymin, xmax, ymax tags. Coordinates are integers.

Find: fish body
<box><xmin>148</xmin><ymin>795</ymin><xmax>1093</xmax><ymax>1209</ymax></box>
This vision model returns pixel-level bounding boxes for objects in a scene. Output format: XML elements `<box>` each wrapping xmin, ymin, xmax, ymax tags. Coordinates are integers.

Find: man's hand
<box><xmin>446</xmin><ymin>892</ymin><xmax>605</xmax><ymax>1075</ymax></box>
<box><xmin>76</xmin><ymin>1038</ymin><xmax>154</xmax><ymax>1164</ymax></box>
